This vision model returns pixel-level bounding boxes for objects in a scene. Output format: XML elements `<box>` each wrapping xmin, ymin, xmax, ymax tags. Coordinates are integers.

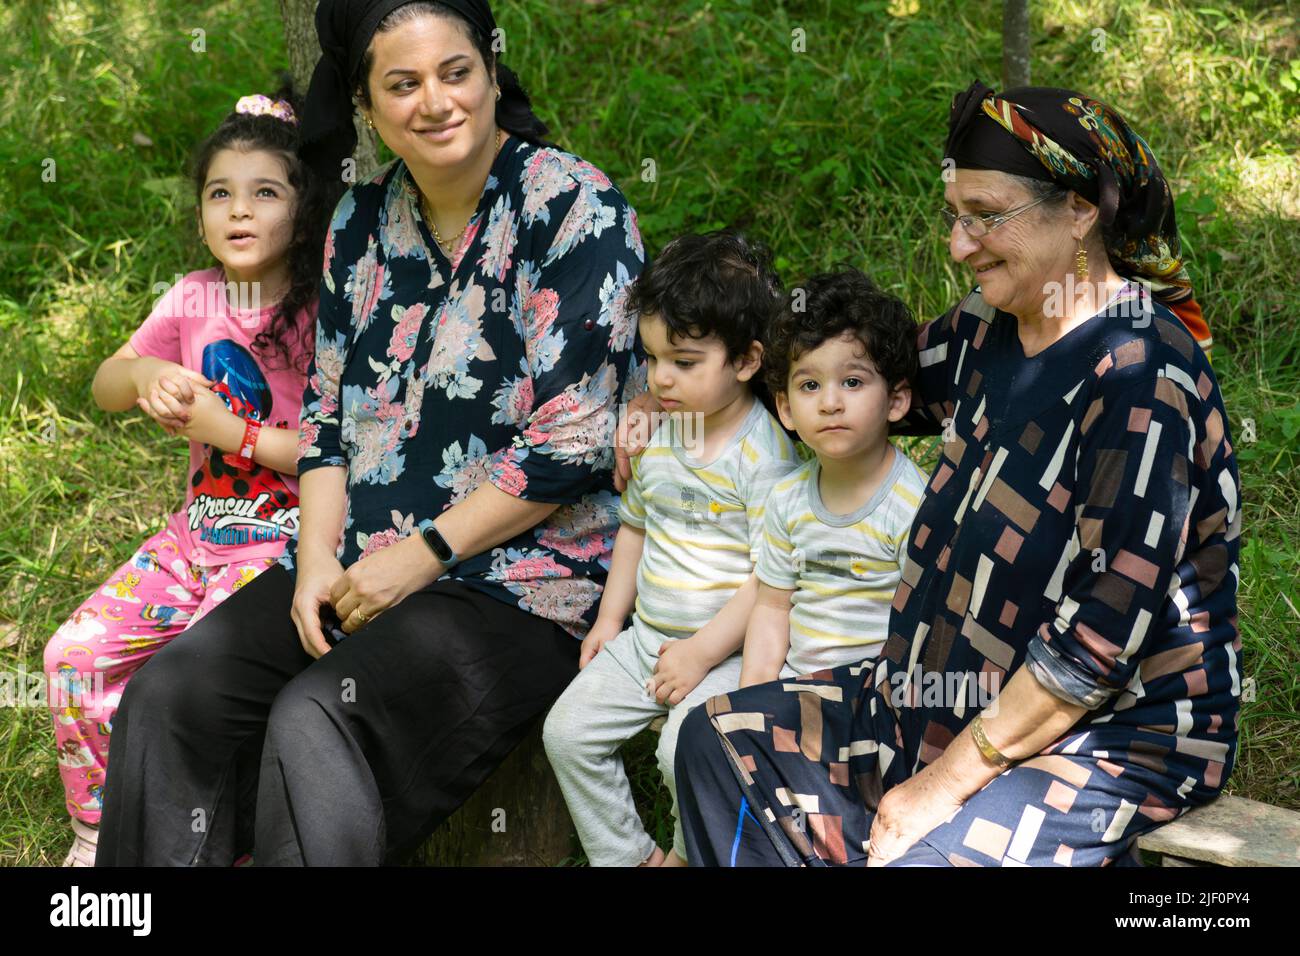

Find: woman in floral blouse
<box><xmin>97</xmin><ymin>0</ymin><xmax>644</xmax><ymax>866</ymax></box>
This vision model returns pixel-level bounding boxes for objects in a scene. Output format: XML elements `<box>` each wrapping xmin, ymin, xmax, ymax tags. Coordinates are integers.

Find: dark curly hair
<box><xmin>625</xmin><ymin>229</ymin><xmax>784</xmax><ymax>362</ymax></box>
<box><xmin>765</xmin><ymin>270</ymin><xmax>918</xmax><ymax>397</ymax></box>
<box><xmin>190</xmin><ymin>78</ymin><xmax>345</xmax><ymax>373</ymax></box>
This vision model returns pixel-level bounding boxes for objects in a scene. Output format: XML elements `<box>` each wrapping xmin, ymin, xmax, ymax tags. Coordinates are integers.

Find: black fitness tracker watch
<box><xmin>420</xmin><ymin>521</ymin><xmax>460</xmax><ymax>570</ymax></box>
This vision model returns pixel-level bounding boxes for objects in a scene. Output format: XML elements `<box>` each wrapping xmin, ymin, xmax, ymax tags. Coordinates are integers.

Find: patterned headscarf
<box><xmin>946</xmin><ymin>80</ymin><xmax>1211</xmax><ymax>356</ymax></box>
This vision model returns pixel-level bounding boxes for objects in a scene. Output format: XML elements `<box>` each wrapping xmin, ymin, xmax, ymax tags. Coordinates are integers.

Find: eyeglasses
<box><xmin>941</xmin><ymin>195</ymin><xmax>1049</xmax><ymax>238</ymax></box>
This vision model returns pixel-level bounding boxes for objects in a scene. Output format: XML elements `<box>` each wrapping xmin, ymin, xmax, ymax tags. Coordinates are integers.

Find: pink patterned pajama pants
<box><xmin>43</xmin><ymin>521</ymin><xmax>277</xmax><ymax>824</ymax></box>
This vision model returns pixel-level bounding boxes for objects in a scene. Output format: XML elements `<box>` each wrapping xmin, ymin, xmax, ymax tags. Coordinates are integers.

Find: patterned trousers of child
<box><xmin>43</xmin><ymin>520</ymin><xmax>277</xmax><ymax>824</ymax></box>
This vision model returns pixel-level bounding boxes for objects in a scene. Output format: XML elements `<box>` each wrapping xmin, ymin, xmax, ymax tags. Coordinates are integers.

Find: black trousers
<box><xmin>95</xmin><ymin>564</ymin><xmax>578</xmax><ymax>866</ymax></box>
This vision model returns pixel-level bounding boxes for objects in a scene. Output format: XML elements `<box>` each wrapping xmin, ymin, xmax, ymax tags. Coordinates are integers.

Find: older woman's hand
<box><xmin>330</xmin><ymin>534</ymin><xmax>443</xmax><ymax>634</ymax></box>
<box><xmin>866</xmin><ymin>762</ymin><xmax>967</xmax><ymax>866</ymax></box>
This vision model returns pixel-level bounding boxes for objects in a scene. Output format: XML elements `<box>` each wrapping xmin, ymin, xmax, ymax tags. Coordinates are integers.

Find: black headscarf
<box><xmin>945</xmin><ymin>80</ymin><xmax>1209</xmax><ymax>354</ymax></box>
<box><xmin>300</xmin><ymin>0</ymin><xmax>552</xmax><ymax>179</ymax></box>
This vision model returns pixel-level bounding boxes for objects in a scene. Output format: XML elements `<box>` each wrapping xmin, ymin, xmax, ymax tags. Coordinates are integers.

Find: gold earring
<box><xmin>495</xmin><ymin>86</ymin><xmax>501</xmax><ymax>101</ymax></box>
<box><xmin>1075</xmin><ymin>237</ymin><xmax>1088</xmax><ymax>282</ymax></box>
<box><xmin>365</xmin><ymin>114</ymin><xmax>375</xmax><ymax>130</ymax></box>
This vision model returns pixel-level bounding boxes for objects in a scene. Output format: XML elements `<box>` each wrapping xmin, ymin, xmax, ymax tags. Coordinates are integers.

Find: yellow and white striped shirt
<box><xmin>756</xmin><ymin>445</ymin><xmax>927</xmax><ymax>674</ymax></box>
<box><xmin>618</xmin><ymin>399</ymin><xmax>801</xmax><ymax>643</ymax></box>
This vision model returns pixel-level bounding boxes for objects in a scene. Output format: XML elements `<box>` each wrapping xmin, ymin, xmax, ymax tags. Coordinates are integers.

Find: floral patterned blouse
<box><xmin>282</xmin><ymin>136</ymin><xmax>647</xmax><ymax>637</ymax></box>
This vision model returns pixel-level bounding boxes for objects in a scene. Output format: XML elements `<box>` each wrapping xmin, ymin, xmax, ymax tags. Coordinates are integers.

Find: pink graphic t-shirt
<box><xmin>130</xmin><ymin>267</ymin><xmax>313</xmax><ymax>568</ymax></box>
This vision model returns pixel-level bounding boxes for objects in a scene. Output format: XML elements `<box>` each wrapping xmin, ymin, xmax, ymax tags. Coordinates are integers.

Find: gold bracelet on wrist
<box><xmin>970</xmin><ymin>714</ymin><xmax>1012</xmax><ymax>769</ymax></box>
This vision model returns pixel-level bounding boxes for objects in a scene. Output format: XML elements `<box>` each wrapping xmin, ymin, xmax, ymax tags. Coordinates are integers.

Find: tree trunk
<box><xmin>1002</xmin><ymin>0</ymin><xmax>1031</xmax><ymax>89</ymax></box>
<box><xmin>411</xmin><ymin>719</ymin><xmax>577</xmax><ymax>867</ymax></box>
<box><xmin>279</xmin><ymin>0</ymin><xmax>381</xmax><ymax>179</ymax></box>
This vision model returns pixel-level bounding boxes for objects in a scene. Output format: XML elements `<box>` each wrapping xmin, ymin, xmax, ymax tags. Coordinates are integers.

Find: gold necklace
<box><xmin>420</xmin><ymin>127</ymin><xmax>502</xmax><ymax>253</ymax></box>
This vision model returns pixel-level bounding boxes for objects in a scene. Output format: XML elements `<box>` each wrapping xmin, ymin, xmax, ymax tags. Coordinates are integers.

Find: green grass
<box><xmin>2</xmin><ymin>0</ymin><xmax>1297</xmax><ymax>865</ymax></box>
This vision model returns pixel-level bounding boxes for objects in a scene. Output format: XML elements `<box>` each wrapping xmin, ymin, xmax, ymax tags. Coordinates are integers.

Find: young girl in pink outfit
<box><xmin>43</xmin><ymin>84</ymin><xmax>340</xmax><ymax>866</ymax></box>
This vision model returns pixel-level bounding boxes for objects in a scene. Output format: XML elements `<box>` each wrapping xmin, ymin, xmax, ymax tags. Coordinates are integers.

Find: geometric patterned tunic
<box><xmin>698</xmin><ymin>283</ymin><xmax>1243</xmax><ymax>866</ymax></box>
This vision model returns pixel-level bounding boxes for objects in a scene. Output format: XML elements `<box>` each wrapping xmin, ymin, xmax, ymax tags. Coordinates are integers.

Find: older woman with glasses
<box><xmin>665</xmin><ymin>81</ymin><xmax>1239</xmax><ymax>867</ymax></box>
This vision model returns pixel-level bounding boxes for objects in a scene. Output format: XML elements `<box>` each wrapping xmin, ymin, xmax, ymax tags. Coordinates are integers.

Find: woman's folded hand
<box><xmin>330</xmin><ymin>534</ymin><xmax>443</xmax><ymax>636</ymax></box>
<box><xmin>291</xmin><ymin>553</ymin><xmax>346</xmax><ymax>659</ymax></box>
<box><xmin>866</xmin><ymin>762</ymin><xmax>967</xmax><ymax>866</ymax></box>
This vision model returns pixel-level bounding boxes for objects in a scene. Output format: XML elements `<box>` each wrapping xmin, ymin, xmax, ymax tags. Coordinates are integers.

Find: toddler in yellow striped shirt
<box><xmin>741</xmin><ymin>269</ymin><xmax>927</xmax><ymax>686</ymax></box>
<box><xmin>543</xmin><ymin>231</ymin><xmax>801</xmax><ymax>867</ymax></box>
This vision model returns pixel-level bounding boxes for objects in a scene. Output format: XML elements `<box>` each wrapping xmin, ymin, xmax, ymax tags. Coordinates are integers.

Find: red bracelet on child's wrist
<box><xmin>223</xmin><ymin>417</ymin><xmax>262</xmax><ymax>471</ymax></box>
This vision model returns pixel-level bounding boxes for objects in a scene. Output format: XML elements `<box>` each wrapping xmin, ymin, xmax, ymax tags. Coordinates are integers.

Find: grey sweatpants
<box><xmin>542</xmin><ymin>623</ymin><xmax>752</xmax><ymax>866</ymax></box>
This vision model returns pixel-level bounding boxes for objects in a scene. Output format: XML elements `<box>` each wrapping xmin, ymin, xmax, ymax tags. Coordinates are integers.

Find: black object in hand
<box><xmin>319</xmin><ymin>604</ymin><xmax>348</xmax><ymax>645</ymax></box>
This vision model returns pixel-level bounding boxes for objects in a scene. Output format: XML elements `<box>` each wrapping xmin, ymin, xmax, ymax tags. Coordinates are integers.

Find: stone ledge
<box><xmin>1137</xmin><ymin>794</ymin><xmax>1300</xmax><ymax>867</ymax></box>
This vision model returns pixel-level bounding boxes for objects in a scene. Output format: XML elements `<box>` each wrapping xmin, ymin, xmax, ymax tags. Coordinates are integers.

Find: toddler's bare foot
<box><xmin>638</xmin><ymin>846</ymin><xmax>666</xmax><ymax>867</ymax></box>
